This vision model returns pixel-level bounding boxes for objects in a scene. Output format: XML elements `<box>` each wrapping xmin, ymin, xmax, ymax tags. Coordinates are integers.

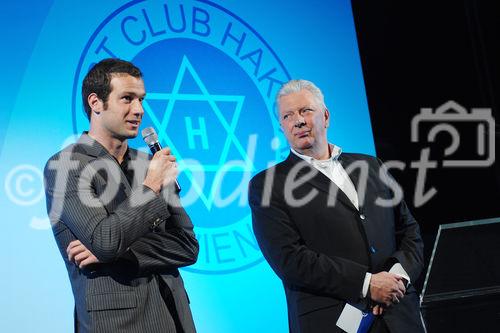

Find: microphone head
<box><xmin>142</xmin><ymin>127</ymin><xmax>158</xmax><ymax>146</ymax></box>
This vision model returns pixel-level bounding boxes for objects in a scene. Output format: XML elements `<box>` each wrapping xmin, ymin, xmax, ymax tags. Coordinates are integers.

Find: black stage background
<box><xmin>352</xmin><ymin>0</ymin><xmax>500</xmax><ymax>291</ymax></box>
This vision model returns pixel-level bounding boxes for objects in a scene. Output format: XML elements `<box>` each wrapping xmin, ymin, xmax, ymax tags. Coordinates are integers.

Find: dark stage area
<box><xmin>352</xmin><ymin>1</ymin><xmax>500</xmax><ymax>331</ymax></box>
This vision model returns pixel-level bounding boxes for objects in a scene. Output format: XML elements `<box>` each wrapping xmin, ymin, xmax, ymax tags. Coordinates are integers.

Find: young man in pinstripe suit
<box><xmin>44</xmin><ymin>59</ymin><xmax>199</xmax><ymax>332</ymax></box>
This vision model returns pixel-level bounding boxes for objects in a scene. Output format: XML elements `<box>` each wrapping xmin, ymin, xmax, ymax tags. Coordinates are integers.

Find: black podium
<box><xmin>421</xmin><ymin>217</ymin><xmax>500</xmax><ymax>332</ymax></box>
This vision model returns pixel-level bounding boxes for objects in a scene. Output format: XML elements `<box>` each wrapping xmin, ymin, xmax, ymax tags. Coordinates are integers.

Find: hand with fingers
<box><xmin>372</xmin><ymin>304</ymin><xmax>384</xmax><ymax>316</ymax></box>
<box><xmin>67</xmin><ymin>240</ymin><xmax>100</xmax><ymax>269</ymax></box>
<box><xmin>369</xmin><ymin>271</ymin><xmax>406</xmax><ymax>309</ymax></box>
<box><xmin>143</xmin><ymin>147</ymin><xmax>178</xmax><ymax>194</ymax></box>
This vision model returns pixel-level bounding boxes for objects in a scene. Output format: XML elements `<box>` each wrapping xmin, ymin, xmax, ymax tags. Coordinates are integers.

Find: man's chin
<box><xmin>294</xmin><ymin>139</ymin><xmax>313</xmax><ymax>149</ymax></box>
<box><xmin>293</xmin><ymin>143</ymin><xmax>314</xmax><ymax>152</ymax></box>
<box><xmin>115</xmin><ymin>131</ymin><xmax>138</xmax><ymax>141</ymax></box>
<box><xmin>127</xmin><ymin>132</ymin><xmax>139</xmax><ymax>140</ymax></box>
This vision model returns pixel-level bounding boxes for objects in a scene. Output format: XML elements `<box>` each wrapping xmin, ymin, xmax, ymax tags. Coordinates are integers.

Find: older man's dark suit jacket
<box><xmin>44</xmin><ymin>133</ymin><xmax>199</xmax><ymax>332</ymax></box>
<box><xmin>249</xmin><ymin>152</ymin><xmax>425</xmax><ymax>333</ymax></box>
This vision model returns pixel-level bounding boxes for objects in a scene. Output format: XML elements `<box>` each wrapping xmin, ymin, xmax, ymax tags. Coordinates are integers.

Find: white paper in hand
<box><xmin>336</xmin><ymin>303</ymin><xmax>363</xmax><ymax>333</ymax></box>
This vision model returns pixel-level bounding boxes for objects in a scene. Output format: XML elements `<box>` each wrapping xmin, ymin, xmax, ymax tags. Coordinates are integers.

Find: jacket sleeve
<box><xmin>377</xmin><ymin>158</ymin><xmax>424</xmax><ymax>283</ymax></box>
<box><xmin>44</xmin><ymin>151</ymin><xmax>171</xmax><ymax>262</ymax></box>
<box><xmin>389</xmin><ymin>199</ymin><xmax>424</xmax><ymax>283</ymax></box>
<box><xmin>125</xmin><ymin>192</ymin><xmax>199</xmax><ymax>273</ymax></box>
<box><xmin>248</xmin><ymin>172</ymin><xmax>368</xmax><ymax>303</ymax></box>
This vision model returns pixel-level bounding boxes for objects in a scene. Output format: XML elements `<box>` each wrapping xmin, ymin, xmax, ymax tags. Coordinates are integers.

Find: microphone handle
<box><xmin>150</xmin><ymin>142</ymin><xmax>162</xmax><ymax>154</ymax></box>
<box><xmin>148</xmin><ymin>143</ymin><xmax>181</xmax><ymax>192</ymax></box>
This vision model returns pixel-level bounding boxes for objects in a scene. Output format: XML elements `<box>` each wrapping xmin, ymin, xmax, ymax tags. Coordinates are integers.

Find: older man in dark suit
<box><xmin>249</xmin><ymin>80</ymin><xmax>425</xmax><ymax>332</ymax></box>
<box><xmin>44</xmin><ymin>59</ymin><xmax>198</xmax><ymax>332</ymax></box>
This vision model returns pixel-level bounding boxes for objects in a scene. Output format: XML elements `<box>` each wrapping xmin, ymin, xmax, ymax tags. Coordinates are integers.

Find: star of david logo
<box><xmin>142</xmin><ymin>56</ymin><xmax>254</xmax><ymax>209</ymax></box>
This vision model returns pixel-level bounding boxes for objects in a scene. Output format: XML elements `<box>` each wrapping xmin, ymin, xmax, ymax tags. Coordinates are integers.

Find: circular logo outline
<box><xmin>71</xmin><ymin>0</ymin><xmax>291</xmax><ymax>274</ymax></box>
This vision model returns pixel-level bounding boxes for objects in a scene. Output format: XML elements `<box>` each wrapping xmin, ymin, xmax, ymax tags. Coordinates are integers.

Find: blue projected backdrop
<box><xmin>0</xmin><ymin>1</ymin><xmax>374</xmax><ymax>332</ymax></box>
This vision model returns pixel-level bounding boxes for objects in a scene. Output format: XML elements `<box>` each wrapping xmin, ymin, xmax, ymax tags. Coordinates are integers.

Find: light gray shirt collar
<box><xmin>291</xmin><ymin>143</ymin><xmax>342</xmax><ymax>164</ymax></box>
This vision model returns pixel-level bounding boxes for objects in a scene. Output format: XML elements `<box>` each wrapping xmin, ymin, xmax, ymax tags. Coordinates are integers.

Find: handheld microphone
<box><xmin>142</xmin><ymin>127</ymin><xmax>181</xmax><ymax>192</ymax></box>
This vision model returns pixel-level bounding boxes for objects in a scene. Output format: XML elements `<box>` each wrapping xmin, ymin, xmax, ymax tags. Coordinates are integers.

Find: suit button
<box><xmin>370</xmin><ymin>246</ymin><xmax>377</xmax><ymax>254</ymax></box>
<box><xmin>360</xmin><ymin>214</ymin><xmax>366</xmax><ymax>220</ymax></box>
<box><xmin>150</xmin><ymin>217</ymin><xmax>161</xmax><ymax>231</ymax></box>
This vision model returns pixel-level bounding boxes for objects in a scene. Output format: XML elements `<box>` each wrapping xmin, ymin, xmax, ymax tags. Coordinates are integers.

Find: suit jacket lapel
<box><xmin>338</xmin><ymin>154</ymin><xmax>364</xmax><ymax>211</ymax></box>
<box><xmin>77</xmin><ymin>133</ymin><xmax>132</xmax><ymax>196</ymax></box>
<box><xmin>284</xmin><ymin>152</ymin><xmax>359</xmax><ymax>212</ymax></box>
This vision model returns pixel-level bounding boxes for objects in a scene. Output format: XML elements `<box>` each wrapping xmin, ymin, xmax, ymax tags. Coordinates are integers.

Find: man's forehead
<box><xmin>278</xmin><ymin>89</ymin><xmax>320</xmax><ymax>112</ymax></box>
<box><xmin>110</xmin><ymin>74</ymin><xmax>145</xmax><ymax>92</ymax></box>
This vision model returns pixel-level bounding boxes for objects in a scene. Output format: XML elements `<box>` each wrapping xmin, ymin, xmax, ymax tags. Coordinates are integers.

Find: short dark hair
<box><xmin>82</xmin><ymin>58</ymin><xmax>143</xmax><ymax>120</ymax></box>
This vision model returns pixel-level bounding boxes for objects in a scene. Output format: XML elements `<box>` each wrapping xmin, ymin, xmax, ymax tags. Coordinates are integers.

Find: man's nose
<box><xmin>132</xmin><ymin>100</ymin><xmax>144</xmax><ymax>116</ymax></box>
<box><xmin>294</xmin><ymin>114</ymin><xmax>306</xmax><ymax>127</ymax></box>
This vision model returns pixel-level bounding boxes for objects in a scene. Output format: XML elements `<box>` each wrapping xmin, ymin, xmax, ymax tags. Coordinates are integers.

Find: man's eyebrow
<box><xmin>280</xmin><ymin>110</ymin><xmax>295</xmax><ymax>116</ymax></box>
<box><xmin>122</xmin><ymin>91</ymin><xmax>146</xmax><ymax>98</ymax></box>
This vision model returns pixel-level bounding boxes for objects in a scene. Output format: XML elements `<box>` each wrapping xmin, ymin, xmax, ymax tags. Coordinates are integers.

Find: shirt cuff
<box><xmin>389</xmin><ymin>263</ymin><xmax>411</xmax><ymax>284</ymax></box>
<box><xmin>362</xmin><ymin>272</ymin><xmax>372</xmax><ymax>298</ymax></box>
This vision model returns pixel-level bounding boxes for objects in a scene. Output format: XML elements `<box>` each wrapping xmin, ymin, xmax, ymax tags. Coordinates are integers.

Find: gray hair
<box><xmin>275</xmin><ymin>79</ymin><xmax>326</xmax><ymax>113</ymax></box>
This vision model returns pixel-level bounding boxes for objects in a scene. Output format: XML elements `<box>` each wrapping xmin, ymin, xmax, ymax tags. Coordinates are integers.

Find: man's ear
<box><xmin>87</xmin><ymin>93</ymin><xmax>103</xmax><ymax>116</ymax></box>
<box><xmin>275</xmin><ymin>110</ymin><xmax>284</xmax><ymax>132</ymax></box>
<box><xmin>324</xmin><ymin>108</ymin><xmax>330</xmax><ymax>128</ymax></box>
<box><xmin>278</xmin><ymin>118</ymin><xmax>284</xmax><ymax>132</ymax></box>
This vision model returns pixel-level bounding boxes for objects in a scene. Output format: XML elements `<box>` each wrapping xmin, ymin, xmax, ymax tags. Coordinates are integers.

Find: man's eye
<box><xmin>122</xmin><ymin>96</ymin><xmax>132</xmax><ymax>102</ymax></box>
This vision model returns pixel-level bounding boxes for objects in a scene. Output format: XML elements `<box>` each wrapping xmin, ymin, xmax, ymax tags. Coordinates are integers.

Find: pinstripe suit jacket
<box><xmin>44</xmin><ymin>133</ymin><xmax>199</xmax><ymax>333</ymax></box>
